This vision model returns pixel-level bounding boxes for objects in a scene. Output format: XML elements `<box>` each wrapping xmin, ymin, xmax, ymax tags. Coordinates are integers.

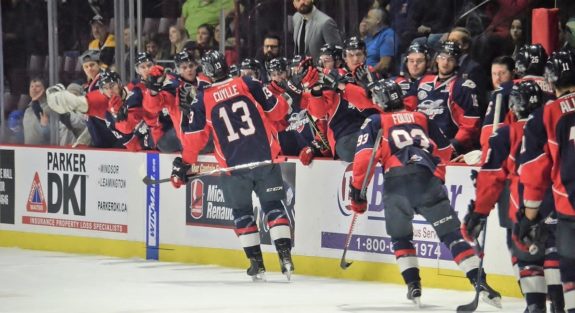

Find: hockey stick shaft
<box><xmin>456</xmin><ymin>222</ymin><xmax>487</xmax><ymax>312</ymax></box>
<box><xmin>340</xmin><ymin>129</ymin><xmax>383</xmax><ymax>269</ymax></box>
<box><xmin>305</xmin><ymin>111</ymin><xmax>330</xmax><ymax>151</ymax></box>
<box><xmin>142</xmin><ymin>158</ymin><xmax>284</xmax><ymax>185</ymax></box>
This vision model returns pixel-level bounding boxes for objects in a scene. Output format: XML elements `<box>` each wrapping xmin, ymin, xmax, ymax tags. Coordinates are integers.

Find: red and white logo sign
<box><xmin>190</xmin><ymin>179</ymin><xmax>204</xmax><ymax>219</ymax></box>
<box><xmin>27</xmin><ymin>172</ymin><xmax>46</xmax><ymax>213</ymax></box>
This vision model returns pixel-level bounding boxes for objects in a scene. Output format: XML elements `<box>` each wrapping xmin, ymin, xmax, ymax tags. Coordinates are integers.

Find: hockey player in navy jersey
<box><xmin>519</xmin><ymin>48</ymin><xmax>575</xmax><ymax>313</ymax></box>
<box><xmin>318</xmin><ymin>43</ymin><xmax>343</xmax><ymax>70</ymax></box>
<box><xmin>394</xmin><ymin>42</ymin><xmax>431</xmax><ymax>111</ymax></box>
<box><xmin>462</xmin><ymin>81</ymin><xmax>564</xmax><ymax>312</ymax></box>
<box><xmin>515</xmin><ymin>44</ymin><xmax>554</xmax><ymax>96</ymax></box>
<box><xmin>349</xmin><ymin>79</ymin><xmax>501</xmax><ymax>307</ymax></box>
<box><xmin>416</xmin><ymin>41</ymin><xmax>481</xmax><ymax>155</ymax></box>
<box><xmin>170</xmin><ymin>50</ymin><xmax>294</xmax><ymax>281</ymax></box>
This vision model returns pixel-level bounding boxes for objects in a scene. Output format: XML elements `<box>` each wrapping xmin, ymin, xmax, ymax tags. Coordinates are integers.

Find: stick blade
<box><xmin>456</xmin><ymin>297</ymin><xmax>479</xmax><ymax>313</ymax></box>
<box><xmin>339</xmin><ymin>260</ymin><xmax>353</xmax><ymax>270</ymax></box>
<box><xmin>142</xmin><ymin>176</ymin><xmax>155</xmax><ymax>185</ymax></box>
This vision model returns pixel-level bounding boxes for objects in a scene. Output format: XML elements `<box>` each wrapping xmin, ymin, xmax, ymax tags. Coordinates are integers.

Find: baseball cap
<box><xmin>90</xmin><ymin>15</ymin><xmax>106</xmax><ymax>25</ymax></box>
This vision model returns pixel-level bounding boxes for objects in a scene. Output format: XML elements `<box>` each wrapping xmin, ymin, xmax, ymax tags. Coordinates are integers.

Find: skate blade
<box><xmin>480</xmin><ymin>291</ymin><xmax>502</xmax><ymax>309</ymax></box>
<box><xmin>251</xmin><ymin>272</ymin><xmax>267</xmax><ymax>282</ymax></box>
<box><xmin>282</xmin><ymin>264</ymin><xmax>293</xmax><ymax>281</ymax></box>
<box><xmin>411</xmin><ymin>297</ymin><xmax>422</xmax><ymax>309</ymax></box>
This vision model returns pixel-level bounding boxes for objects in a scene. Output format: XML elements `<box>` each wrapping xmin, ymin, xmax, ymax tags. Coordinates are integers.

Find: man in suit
<box><xmin>292</xmin><ymin>0</ymin><xmax>342</xmax><ymax>60</ymax></box>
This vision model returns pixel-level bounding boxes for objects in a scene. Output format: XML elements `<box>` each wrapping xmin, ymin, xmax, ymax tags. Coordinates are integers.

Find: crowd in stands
<box><xmin>2</xmin><ymin>0</ymin><xmax>575</xmax><ymax>153</ymax></box>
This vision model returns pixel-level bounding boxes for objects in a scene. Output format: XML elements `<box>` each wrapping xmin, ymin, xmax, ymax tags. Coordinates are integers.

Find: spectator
<box><xmin>168</xmin><ymin>25</ymin><xmax>191</xmax><ymax>58</ymax></box>
<box><xmin>23</xmin><ymin>78</ymin><xmax>51</xmax><ymax>145</ymax></box>
<box><xmin>88</xmin><ymin>15</ymin><xmax>116</xmax><ymax>68</ymax></box>
<box><xmin>508</xmin><ymin>18</ymin><xmax>526</xmax><ymax>59</ymax></box>
<box><xmin>146</xmin><ymin>34</ymin><xmax>170</xmax><ymax>60</ymax></box>
<box><xmin>364</xmin><ymin>7</ymin><xmax>398</xmax><ymax>74</ymax></box>
<box><xmin>6</xmin><ymin>110</ymin><xmax>25</xmax><ymax>144</ymax></box>
<box><xmin>292</xmin><ymin>0</ymin><xmax>342</xmax><ymax>59</ymax></box>
<box><xmin>214</xmin><ymin>23</ymin><xmax>238</xmax><ymax>65</ymax></box>
<box><xmin>181</xmin><ymin>0</ymin><xmax>234</xmax><ymax>41</ymax></box>
<box><xmin>404</xmin><ymin>0</ymin><xmax>455</xmax><ymax>52</ymax></box>
<box><xmin>358</xmin><ymin>17</ymin><xmax>369</xmax><ymax>40</ymax></box>
<box><xmin>58</xmin><ymin>84</ymin><xmax>89</xmax><ymax>147</ymax></box>
<box><xmin>195</xmin><ymin>23</ymin><xmax>217</xmax><ymax>58</ymax></box>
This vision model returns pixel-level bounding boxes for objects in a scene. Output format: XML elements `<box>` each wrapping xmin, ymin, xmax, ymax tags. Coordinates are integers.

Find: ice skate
<box><xmin>277</xmin><ymin>248</ymin><xmax>294</xmax><ymax>281</ymax></box>
<box><xmin>476</xmin><ymin>279</ymin><xmax>502</xmax><ymax>308</ymax></box>
<box><xmin>407</xmin><ymin>281</ymin><xmax>422</xmax><ymax>308</ymax></box>
<box><xmin>247</xmin><ymin>257</ymin><xmax>266</xmax><ymax>282</ymax></box>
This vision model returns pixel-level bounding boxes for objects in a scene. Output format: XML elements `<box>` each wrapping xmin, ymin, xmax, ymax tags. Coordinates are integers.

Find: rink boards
<box><xmin>0</xmin><ymin>146</ymin><xmax>520</xmax><ymax>297</ymax></box>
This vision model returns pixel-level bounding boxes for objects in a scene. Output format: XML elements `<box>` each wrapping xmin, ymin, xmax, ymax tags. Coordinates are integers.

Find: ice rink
<box><xmin>0</xmin><ymin>247</ymin><xmax>526</xmax><ymax>313</ymax></box>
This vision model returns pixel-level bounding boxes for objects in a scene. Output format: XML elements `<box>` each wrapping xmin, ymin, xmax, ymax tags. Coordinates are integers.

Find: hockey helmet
<box><xmin>174</xmin><ymin>49</ymin><xmax>196</xmax><ymax>66</ymax></box>
<box><xmin>240</xmin><ymin>58</ymin><xmax>262</xmax><ymax>71</ymax></box>
<box><xmin>135</xmin><ymin>51</ymin><xmax>154</xmax><ymax>66</ymax></box>
<box><xmin>200</xmin><ymin>50</ymin><xmax>229</xmax><ymax>82</ymax></box>
<box><xmin>515</xmin><ymin>44</ymin><xmax>548</xmax><ymax>76</ymax></box>
<box><xmin>319</xmin><ymin>44</ymin><xmax>343</xmax><ymax>62</ymax></box>
<box><xmin>267</xmin><ymin>57</ymin><xmax>289</xmax><ymax>73</ymax></box>
<box><xmin>437</xmin><ymin>41</ymin><xmax>462</xmax><ymax>60</ymax></box>
<box><xmin>343</xmin><ymin>36</ymin><xmax>366</xmax><ymax>55</ymax></box>
<box><xmin>371</xmin><ymin>79</ymin><xmax>405</xmax><ymax>112</ymax></box>
<box><xmin>509</xmin><ymin>80</ymin><xmax>543</xmax><ymax>119</ymax></box>
<box><xmin>544</xmin><ymin>48</ymin><xmax>575</xmax><ymax>89</ymax></box>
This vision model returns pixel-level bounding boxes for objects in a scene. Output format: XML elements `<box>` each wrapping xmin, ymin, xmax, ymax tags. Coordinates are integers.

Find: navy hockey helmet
<box><xmin>98</xmin><ymin>70</ymin><xmax>121</xmax><ymax>87</ymax></box>
<box><xmin>515</xmin><ymin>44</ymin><xmax>548</xmax><ymax>76</ymax></box>
<box><xmin>437</xmin><ymin>41</ymin><xmax>462</xmax><ymax>60</ymax></box>
<box><xmin>240</xmin><ymin>58</ymin><xmax>261</xmax><ymax>71</ymax></box>
<box><xmin>266</xmin><ymin>57</ymin><xmax>288</xmax><ymax>73</ymax></box>
<box><xmin>200</xmin><ymin>50</ymin><xmax>229</xmax><ymax>81</ymax></box>
<box><xmin>544</xmin><ymin>48</ymin><xmax>575</xmax><ymax>89</ymax></box>
<box><xmin>319</xmin><ymin>44</ymin><xmax>343</xmax><ymax>61</ymax></box>
<box><xmin>509</xmin><ymin>80</ymin><xmax>543</xmax><ymax>119</ymax></box>
<box><xmin>135</xmin><ymin>51</ymin><xmax>154</xmax><ymax>66</ymax></box>
<box><xmin>174</xmin><ymin>49</ymin><xmax>196</xmax><ymax>66</ymax></box>
<box><xmin>406</xmin><ymin>42</ymin><xmax>431</xmax><ymax>60</ymax></box>
<box><xmin>343</xmin><ymin>36</ymin><xmax>366</xmax><ymax>55</ymax></box>
<box><xmin>228</xmin><ymin>64</ymin><xmax>240</xmax><ymax>77</ymax></box>
<box><xmin>371</xmin><ymin>79</ymin><xmax>405</xmax><ymax>112</ymax></box>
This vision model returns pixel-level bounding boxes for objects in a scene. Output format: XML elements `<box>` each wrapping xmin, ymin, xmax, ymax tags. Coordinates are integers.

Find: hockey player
<box><xmin>462</xmin><ymin>81</ymin><xmax>564</xmax><ymax>312</ymax></box>
<box><xmin>519</xmin><ymin>49</ymin><xmax>575</xmax><ymax>313</ymax></box>
<box><xmin>394</xmin><ymin>42</ymin><xmax>431</xmax><ymax>111</ymax></box>
<box><xmin>416</xmin><ymin>41</ymin><xmax>481</xmax><ymax>155</ymax></box>
<box><xmin>318</xmin><ymin>43</ymin><xmax>343</xmax><ymax>70</ymax></box>
<box><xmin>515</xmin><ymin>44</ymin><xmax>554</xmax><ymax>96</ymax></box>
<box><xmin>169</xmin><ymin>50</ymin><xmax>294</xmax><ymax>281</ymax></box>
<box><xmin>97</xmin><ymin>70</ymin><xmax>151</xmax><ymax>151</ymax></box>
<box><xmin>349</xmin><ymin>79</ymin><xmax>501</xmax><ymax>307</ymax></box>
<box><xmin>240</xmin><ymin>58</ymin><xmax>263</xmax><ymax>80</ymax></box>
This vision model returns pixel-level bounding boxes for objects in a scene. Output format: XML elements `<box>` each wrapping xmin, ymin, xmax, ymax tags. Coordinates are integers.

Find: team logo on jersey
<box><xmin>418</xmin><ymin>99</ymin><xmax>445</xmax><ymax>118</ymax></box>
<box><xmin>462</xmin><ymin>79</ymin><xmax>476</xmax><ymax>89</ymax></box>
<box><xmin>417</xmin><ymin>90</ymin><xmax>428</xmax><ymax>100</ymax></box>
<box><xmin>27</xmin><ymin>172</ymin><xmax>47</xmax><ymax>213</ymax></box>
<box><xmin>189</xmin><ymin>179</ymin><xmax>204</xmax><ymax>219</ymax></box>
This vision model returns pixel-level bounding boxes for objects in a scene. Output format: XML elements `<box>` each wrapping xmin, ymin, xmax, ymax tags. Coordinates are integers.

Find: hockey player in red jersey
<box><xmin>462</xmin><ymin>81</ymin><xmax>564</xmax><ymax>312</ymax></box>
<box><xmin>349</xmin><ymin>79</ymin><xmax>501</xmax><ymax>307</ymax></box>
<box><xmin>519</xmin><ymin>48</ymin><xmax>575</xmax><ymax>313</ymax></box>
<box><xmin>170</xmin><ymin>50</ymin><xmax>294</xmax><ymax>281</ymax></box>
<box><xmin>416</xmin><ymin>41</ymin><xmax>481</xmax><ymax>155</ymax></box>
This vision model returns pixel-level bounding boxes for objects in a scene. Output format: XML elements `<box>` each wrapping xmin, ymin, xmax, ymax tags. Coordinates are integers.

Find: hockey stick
<box><xmin>340</xmin><ymin>128</ymin><xmax>383</xmax><ymax>270</ymax></box>
<box><xmin>305</xmin><ymin>111</ymin><xmax>330</xmax><ymax>152</ymax></box>
<box><xmin>456</xmin><ymin>223</ymin><xmax>488</xmax><ymax>313</ymax></box>
<box><xmin>142</xmin><ymin>158</ymin><xmax>285</xmax><ymax>185</ymax></box>
<box><xmin>456</xmin><ymin>92</ymin><xmax>503</xmax><ymax>312</ymax></box>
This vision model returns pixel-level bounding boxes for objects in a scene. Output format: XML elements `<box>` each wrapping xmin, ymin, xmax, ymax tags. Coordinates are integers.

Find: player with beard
<box><xmin>415</xmin><ymin>41</ymin><xmax>481</xmax><ymax>155</ymax></box>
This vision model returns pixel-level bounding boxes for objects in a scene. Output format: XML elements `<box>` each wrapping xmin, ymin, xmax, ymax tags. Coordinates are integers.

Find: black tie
<box><xmin>299</xmin><ymin>19</ymin><xmax>307</xmax><ymax>55</ymax></box>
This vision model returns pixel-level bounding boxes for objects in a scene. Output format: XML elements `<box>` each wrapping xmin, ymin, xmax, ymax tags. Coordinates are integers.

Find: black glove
<box><xmin>470</xmin><ymin>169</ymin><xmax>478</xmax><ymax>189</ymax></box>
<box><xmin>348</xmin><ymin>183</ymin><xmax>367</xmax><ymax>214</ymax></box>
<box><xmin>513</xmin><ymin>211</ymin><xmax>546</xmax><ymax>255</ymax></box>
<box><xmin>31</xmin><ymin>101</ymin><xmax>43</xmax><ymax>120</ymax></box>
<box><xmin>178</xmin><ymin>83</ymin><xmax>194</xmax><ymax>108</ymax></box>
<box><xmin>170</xmin><ymin>157</ymin><xmax>192</xmax><ymax>189</ymax></box>
<box><xmin>145</xmin><ymin>65</ymin><xmax>167</xmax><ymax>94</ymax></box>
<box><xmin>116</xmin><ymin>105</ymin><xmax>128</xmax><ymax>122</ymax></box>
<box><xmin>59</xmin><ymin>113</ymin><xmax>73</xmax><ymax>130</ymax></box>
<box><xmin>321</xmin><ymin>71</ymin><xmax>349</xmax><ymax>91</ymax></box>
<box><xmin>354</xmin><ymin>64</ymin><xmax>375</xmax><ymax>87</ymax></box>
<box><xmin>461</xmin><ymin>200</ymin><xmax>487</xmax><ymax>242</ymax></box>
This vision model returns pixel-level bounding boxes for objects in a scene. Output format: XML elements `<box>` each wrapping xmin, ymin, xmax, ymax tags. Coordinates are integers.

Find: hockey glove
<box><xmin>300</xmin><ymin>67</ymin><xmax>319</xmax><ymax>89</ymax></box>
<box><xmin>267</xmin><ymin>80</ymin><xmax>286</xmax><ymax>96</ymax></box>
<box><xmin>353</xmin><ymin>64</ymin><xmax>374</xmax><ymax>87</ymax></box>
<box><xmin>116</xmin><ymin>104</ymin><xmax>128</xmax><ymax>122</ymax></box>
<box><xmin>298</xmin><ymin>146</ymin><xmax>317</xmax><ymax>166</ymax></box>
<box><xmin>145</xmin><ymin>65</ymin><xmax>166</xmax><ymax>94</ymax></box>
<box><xmin>513</xmin><ymin>210</ymin><xmax>547</xmax><ymax>255</ymax></box>
<box><xmin>461</xmin><ymin>200</ymin><xmax>487</xmax><ymax>243</ymax></box>
<box><xmin>170</xmin><ymin>157</ymin><xmax>192</xmax><ymax>189</ymax></box>
<box><xmin>348</xmin><ymin>182</ymin><xmax>367</xmax><ymax>214</ymax></box>
<box><xmin>469</xmin><ymin>169</ymin><xmax>478</xmax><ymax>189</ymax></box>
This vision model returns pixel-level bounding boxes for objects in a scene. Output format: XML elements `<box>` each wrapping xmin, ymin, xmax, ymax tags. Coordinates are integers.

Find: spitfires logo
<box><xmin>418</xmin><ymin>99</ymin><xmax>445</xmax><ymax>119</ymax></box>
<box><xmin>189</xmin><ymin>179</ymin><xmax>204</xmax><ymax>219</ymax></box>
<box><xmin>27</xmin><ymin>172</ymin><xmax>47</xmax><ymax>213</ymax></box>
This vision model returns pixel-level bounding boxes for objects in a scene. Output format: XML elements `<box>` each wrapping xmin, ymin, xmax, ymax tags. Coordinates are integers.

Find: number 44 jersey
<box><xmin>180</xmin><ymin>76</ymin><xmax>289</xmax><ymax>167</ymax></box>
<box><xmin>351</xmin><ymin>110</ymin><xmax>454</xmax><ymax>190</ymax></box>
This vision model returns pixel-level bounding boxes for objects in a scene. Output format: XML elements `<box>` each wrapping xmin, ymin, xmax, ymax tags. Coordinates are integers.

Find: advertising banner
<box><xmin>0</xmin><ymin>149</ymin><xmax>15</xmax><ymax>224</ymax></box>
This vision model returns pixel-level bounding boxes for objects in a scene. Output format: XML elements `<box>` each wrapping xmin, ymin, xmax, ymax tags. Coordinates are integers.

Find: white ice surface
<box><xmin>0</xmin><ymin>247</ymin><xmax>526</xmax><ymax>313</ymax></box>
